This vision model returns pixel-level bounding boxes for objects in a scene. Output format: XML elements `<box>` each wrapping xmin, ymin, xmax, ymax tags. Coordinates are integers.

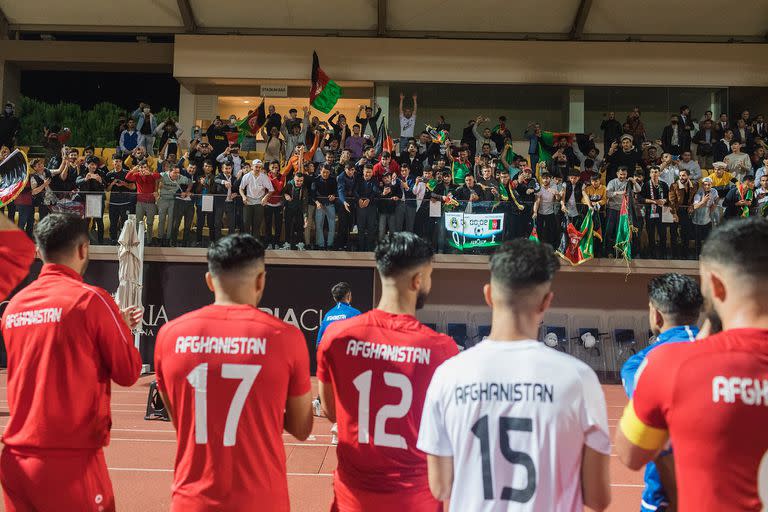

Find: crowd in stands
<box><xmin>2</xmin><ymin>98</ymin><xmax>767</xmax><ymax>259</ymax></box>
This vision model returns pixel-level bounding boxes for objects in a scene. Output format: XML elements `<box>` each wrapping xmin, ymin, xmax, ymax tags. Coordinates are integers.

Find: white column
<box><xmin>374</xmin><ymin>82</ymin><xmax>391</xmax><ymax>128</ymax></box>
<box><xmin>177</xmin><ymin>84</ymin><xmax>196</xmax><ymax>149</ymax></box>
<box><xmin>568</xmin><ymin>87</ymin><xmax>585</xmax><ymax>133</ymax></box>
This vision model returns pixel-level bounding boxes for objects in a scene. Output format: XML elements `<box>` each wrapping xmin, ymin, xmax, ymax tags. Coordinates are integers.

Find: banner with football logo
<box><xmin>444</xmin><ymin>212</ymin><xmax>505</xmax><ymax>250</ymax></box>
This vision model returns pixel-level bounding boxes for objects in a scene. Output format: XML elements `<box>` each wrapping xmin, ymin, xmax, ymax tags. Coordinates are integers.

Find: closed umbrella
<box><xmin>116</xmin><ymin>214</ymin><xmax>145</xmax><ymax>349</ymax></box>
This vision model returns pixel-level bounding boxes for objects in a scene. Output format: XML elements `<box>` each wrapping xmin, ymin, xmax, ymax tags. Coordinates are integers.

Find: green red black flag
<box><xmin>234</xmin><ymin>100</ymin><xmax>267</xmax><ymax>144</ymax></box>
<box><xmin>310</xmin><ymin>52</ymin><xmax>343</xmax><ymax>114</ymax></box>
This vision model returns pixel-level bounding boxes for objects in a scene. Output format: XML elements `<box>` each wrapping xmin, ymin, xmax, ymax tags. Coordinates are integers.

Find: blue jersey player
<box><xmin>620</xmin><ymin>273</ymin><xmax>702</xmax><ymax>512</ymax></box>
<box><xmin>313</xmin><ymin>281</ymin><xmax>361</xmax><ymax>444</ymax></box>
<box><xmin>316</xmin><ymin>281</ymin><xmax>361</xmax><ymax>346</ymax></box>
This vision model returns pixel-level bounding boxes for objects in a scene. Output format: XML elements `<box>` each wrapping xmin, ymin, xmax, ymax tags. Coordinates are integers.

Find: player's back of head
<box><xmin>34</xmin><ymin>213</ymin><xmax>89</xmax><ymax>264</ymax></box>
<box><xmin>207</xmin><ymin>234</ymin><xmax>267</xmax><ymax>304</ymax></box>
<box><xmin>701</xmin><ymin>217</ymin><xmax>768</xmax><ymax>279</ymax></box>
<box><xmin>207</xmin><ymin>234</ymin><xmax>265</xmax><ymax>276</ymax></box>
<box><xmin>647</xmin><ymin>273</ymin><xmax>703</xmax><ymax>326</ymax></box>
<box><xmin>331</xmin><ymin>281</ymin><xmax>352</xmax><ymax>303</ymax></box>
<box><xmin>374</xmin><ymin>232</ymin><xmax>433</xmax><ymax>278</ymax></box>
<box><xmin>489</xmin><ymin>239</ymin><xmax>560</xmax><ymax>309</ymax></box>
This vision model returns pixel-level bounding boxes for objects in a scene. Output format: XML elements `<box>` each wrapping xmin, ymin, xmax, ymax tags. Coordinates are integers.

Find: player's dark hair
<box><xmin>701</xmin><ymin>217</ymin><xmax>768</xmax><ymax>278</ymax></box>
<box><xmin>647</xmin><ymin>273</ymin><xmax>703</xmax><ymax>323</ymax></box>
<box><xmin>375</xmin><ymin>232</ymin><xmax>433</xmax><ymax>277</ymax></box>
<box><xmin>490</xmin><ymin>239</ymin><xmax>560</xmax><ymax>292</ymax></box>
<box><xmin>331</xmin><ymin>282</ymin><xmax>352</xmax><ymax>302</ymax></box>
<box><xmin>34</xmin><ymin>213</ymin><xmax>89</xmax><ymax>261</ymax></box>
<box><xmin>207</xmin><ymin>234</ymin><xmax>265</xmax><ymax>276</ymax></box>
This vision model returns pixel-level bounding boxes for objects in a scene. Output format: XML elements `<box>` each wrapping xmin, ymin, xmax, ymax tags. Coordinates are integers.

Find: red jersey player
<box><xmin>0</xmin><ymin>214</ymin><xmax>35</xmax><ymax>298</ymax></box>
<box><xmin>0</xmin><ymin>214</ymin><xmax>143</xmax><ymax>512</ymax></box>
<box><xmin>617</xmin><ymin>217</ymin><xmax>768</xmax><ymax>511</ymax></box>
<box><xmin>317</xmin><ymin>232</ymin><xmax>459</xmax><ymax>512</ymax></box>
<box><xmin>155</xmin><ymin>234</ymin><xmax>313</xmax><ymax>512</ymax></box>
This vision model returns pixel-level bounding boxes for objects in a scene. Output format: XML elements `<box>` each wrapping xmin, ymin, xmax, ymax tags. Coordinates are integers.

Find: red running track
<box><xmin>0</xmin><ymin>374</ymin><xmax>642</xmax><ymax>511</ymax></box>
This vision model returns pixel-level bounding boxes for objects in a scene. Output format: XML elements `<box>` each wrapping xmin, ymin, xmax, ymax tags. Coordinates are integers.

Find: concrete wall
<box><xmin>174</xmin><ymin>35</ymin><xmax>768</xmax><ymax>87</ymax></box>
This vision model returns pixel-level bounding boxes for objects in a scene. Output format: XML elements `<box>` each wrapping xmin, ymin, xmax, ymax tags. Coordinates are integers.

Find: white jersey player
<box><xmin>417</xmin><ymin>239</ymin><xmax>612</xmax><ymax>512</ymax></box>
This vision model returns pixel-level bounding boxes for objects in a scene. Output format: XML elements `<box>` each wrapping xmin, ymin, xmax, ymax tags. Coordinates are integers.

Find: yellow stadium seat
<box><xmin>101</xmin><ymin>148</ymin><xmax>116</xmax><ymax>169</ymax></box>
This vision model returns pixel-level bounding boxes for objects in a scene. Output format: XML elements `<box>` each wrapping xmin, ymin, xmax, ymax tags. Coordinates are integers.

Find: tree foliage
<box><xmin>18</xmin><ymin>97</ymin><xmax>177</xmax><ymax>148</ymax></box>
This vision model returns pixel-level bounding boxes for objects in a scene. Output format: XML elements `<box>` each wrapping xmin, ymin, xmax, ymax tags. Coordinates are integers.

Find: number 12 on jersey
<box><xmin>471</xmin><ymin>415</ymin><xmax>537</xmax><ymax>502</ymax></box>
<box><xmin>352</xmin><ymin>370</ymin><xmax>413</xmax><ymax>449</ymax></box>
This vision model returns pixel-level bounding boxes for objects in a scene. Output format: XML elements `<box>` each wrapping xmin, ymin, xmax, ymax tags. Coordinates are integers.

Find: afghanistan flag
<box><xmin>529</xmin><ymin>227</ymin><xmax>540</xmax><ymax>243</ymax></box>
<box><xmin>373</xmin><ymin>117</ymin><xmax>394</xmax><ymax>156</ymax></box>
<box><xmin>234</xmin><ymin>100</ymin><xmax>267</xmax><ymax>144</ymax></box>
<box><xmin>536</xmin><ymin>131</ymin><xmax>576</xmax><ymax>164</ymax></box>
<box><xmin>614</xmin><ymin>194</ymin><xmax>633</xmax><ymax>262</ymax></box>
<box><xmin>556</xmin><ymin>210</ymin><xmax>597</xmax><ymax>265</ymax></box>
<box><xmin>310</xmin><ymin>52</ymin><xmax>343</xmax><ymax>114</ymax></box>
<box><xmin>452</xmin><ymin>159</ymin><xmax>471</xmax><ymax>186</ymax></box>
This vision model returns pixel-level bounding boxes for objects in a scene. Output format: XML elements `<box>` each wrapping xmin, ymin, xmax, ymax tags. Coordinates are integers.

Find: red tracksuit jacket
<box><xmin>1</xmin><ymin>264</ymin><xmax>143</xmax><ymax>452</ymax></box>
<box><xmin>0</xmin><ymin>230</ymin><xmax>35</xmax><ymax>299</ymax></box>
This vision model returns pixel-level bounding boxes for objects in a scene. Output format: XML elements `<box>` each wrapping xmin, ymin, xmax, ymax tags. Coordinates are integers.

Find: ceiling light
<box><xmin>243</xmin><ymin>100</ymin><xmax>250</xmax><ymax>104</ymax></box>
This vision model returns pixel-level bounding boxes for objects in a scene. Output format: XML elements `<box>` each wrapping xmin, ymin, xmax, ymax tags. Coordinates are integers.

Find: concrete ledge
<box><xmin>89</xmin><ymin>245</ymin><xmax>699</xmax><ymax>274</ymax></box>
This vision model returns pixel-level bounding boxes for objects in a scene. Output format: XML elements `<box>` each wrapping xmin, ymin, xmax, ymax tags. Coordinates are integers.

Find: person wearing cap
<box><xmin>76</xmin><ymin>156</ymin><xmax>107</xmax><ymax>244</ymax></box>
<box><xmin>239</xmin><ymin>159</ymin><xmax>274</xmax><ymax>238</ymax></box>
<box><xmin>607</xmin><ymin>134</ymin><xmax>642</xmax><ymax>183</ymax></box>
<box><xmin>706</xmin><ymin>162</ymin><xmax>735</xmax><ymax>198</ymax></box>
<box><xmin>0</xmin><ymin>101</ymin><xmax>19</xmax><ymax>149</ymax></box>
<box><xmin>692</xmin><ymin>176</ymin><xmax>719</xmax><ymax>255</ymax></box>
<box><xmin>723</xmin><ymin>174</ymin><xmax>755</xmax><ymax>220</ymax></box>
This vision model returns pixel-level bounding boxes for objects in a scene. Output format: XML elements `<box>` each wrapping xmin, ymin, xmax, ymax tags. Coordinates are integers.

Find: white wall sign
<box><xmin>260</xmin><ymin>85</ymin><xmax>288</xmax><ymax>97</ymax></box>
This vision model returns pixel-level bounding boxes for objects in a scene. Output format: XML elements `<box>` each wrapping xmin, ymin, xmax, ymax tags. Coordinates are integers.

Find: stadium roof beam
<box><xmin>569</xmin><ymin>0</ymin><xmax>593</xmax><ymax>40</ymax></box>
<box><xmin>377</xmin><ymin>0</ymin><xmax>387</xmax><ymax>37</ymax></box>
<box><xmin>176</xmin><ymin>0</ymin><xmax>198</xmax><ymax>33</ymax></box>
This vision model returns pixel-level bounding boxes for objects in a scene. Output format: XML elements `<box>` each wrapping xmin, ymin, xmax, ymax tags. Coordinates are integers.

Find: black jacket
<box><xmin>713</xmin><ymin>140</ymin><xmax>731</xmax><ymax>163</ymax></box>
<box><xmin>661</xmin><ymin>124</ymin><xmax>691</xmax><ymax>154</ymax></box>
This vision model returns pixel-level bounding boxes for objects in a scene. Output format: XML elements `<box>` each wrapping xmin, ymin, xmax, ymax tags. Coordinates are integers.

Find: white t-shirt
<box><xmin>417</xmin><ymin>339</ymin><xmax>610</xmax><ymax>512</ymax></box>
<box><xmin>399</xmin><ymin>113</ymin><xmax>416</xmax><ymax>138</ymax></box>
<box><xmin>239</xmin><ymin>171</ymin><xmax>274</xmax><ymax>205</ymax></box>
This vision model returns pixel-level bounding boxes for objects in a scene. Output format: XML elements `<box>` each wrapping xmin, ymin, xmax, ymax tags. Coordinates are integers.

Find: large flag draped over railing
<box><xmin>556</xmin><ymin>209</ymin><xmax>598</xmax><ymax>266</ymax></box>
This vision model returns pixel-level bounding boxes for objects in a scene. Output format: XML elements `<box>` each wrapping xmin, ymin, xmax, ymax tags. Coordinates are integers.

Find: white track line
<box><xmin>110</xmin><ymin>438</ymin><xmax>335</xmax><ymax>447</ymax></box>
<box><xmin>104</xmin><ymin>468</ymin><xmax>642</xmax><ymax>487</ymax></box>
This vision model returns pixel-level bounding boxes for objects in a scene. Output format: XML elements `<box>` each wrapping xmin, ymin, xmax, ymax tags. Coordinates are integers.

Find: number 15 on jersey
<box><xmin>471</xmin><ymin>414</ymin><xmax>537</xmax><ymax>503</ymax></box>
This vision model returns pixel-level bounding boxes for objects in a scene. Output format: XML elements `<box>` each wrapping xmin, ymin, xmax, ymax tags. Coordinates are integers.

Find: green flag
<box><xmin>614</xmin><ymin>194</ymin><xmax>632</xmax><ymax>262</ymax></box>
<box><xmin>310</xmin><ymin>52</ymin><xmax>343</xmax><ymax>114</ymax></box>
<box><xmin>537</xmin><ymin>131</ymin><xmax>555</xmax><ymax>163</ymax></box>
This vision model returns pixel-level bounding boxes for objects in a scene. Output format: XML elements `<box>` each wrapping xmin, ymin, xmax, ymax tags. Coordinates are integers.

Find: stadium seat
<box><xmin>541</xmin><ymin>325</ymin><xmax>568</xmax><ymax>352</ymax></box>
<box><xmin>476</xmin><ymin>324</ymin><xmax>491</xmax><ymax>340</ymax></box>
<box><xmin>101</xmin><ymin>148</ymin><xmax>116</xmax><ymax>168</ymax></box>
<box><xmin>446</xmin><ymin>323</ymin><xmax>469</xmax><ymax>349</ymax></box>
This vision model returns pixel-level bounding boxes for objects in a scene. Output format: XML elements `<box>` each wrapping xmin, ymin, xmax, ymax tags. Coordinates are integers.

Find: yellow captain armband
<box><xmin>619</xmin><ymin>400</ymin><xmax>669</xmax><ymax>451</ymax></box>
